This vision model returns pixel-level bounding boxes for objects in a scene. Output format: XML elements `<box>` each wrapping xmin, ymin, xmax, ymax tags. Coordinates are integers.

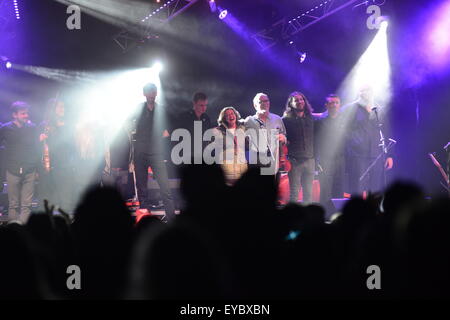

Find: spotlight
<box><xmin>152</xmin><ymin>61</ymin><xmax>163</xmax><ymax>73</ymax></box>
<box><xmin>6</xmin><ymin>61</ymin><xmax>12</xmax><ymax>69</ymax></box>
<box><xmin>219</xmin><ymin>9</ymin><xmax>228</xmax><ymax>20</ymax></box>
<box><xmin>376</xmin><ymin>16</ymin><xmax>389</xmax><ymax>29</ymax></box>
<box><xmin>298</xmin><ymin>52</ymin><xmax>307</xmax><ymax>63</ymax></box>
<box><xmin>208</xmin><ymin>0</ymin><xmax>217</xmax><ymax>13</ymax></box>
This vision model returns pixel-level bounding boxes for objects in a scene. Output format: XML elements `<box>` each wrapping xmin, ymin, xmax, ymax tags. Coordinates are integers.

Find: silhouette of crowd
<box><xmin>1</xmin><ymin>164</ymin><xmax>449</xmax><ymax>300</ymax></box>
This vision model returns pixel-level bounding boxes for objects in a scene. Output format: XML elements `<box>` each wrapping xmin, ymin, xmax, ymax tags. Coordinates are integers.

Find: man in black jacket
<box><xmin>132</xmin><ymin>83</ymin><xmax>175</xmax><ymax>221</ymax></box>
<box><xmin>344</xmin><ymin>86</ymin><xmax>394</xmax><ymax>196</ymax></box>
<box><xmin>0</xmin><ymin>101</ymin><xmax>40</xmax><ymax>223</ymax></box>
<box><xmin>175</xmin><ymin>92</ymin><xmax>213</xmax><ymax>164</ymax></box>
<box><xmin>316</xmin><ymin>94</ymin><xmax>346</xmax><ymax>207</ymax></box>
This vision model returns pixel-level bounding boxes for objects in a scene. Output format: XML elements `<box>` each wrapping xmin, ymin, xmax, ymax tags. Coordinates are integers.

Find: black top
<box><xmin>175</xmin><ymin>109</ymin><xmax>213</xmax><ymax>135</ymax></box>
<box><xmin>344</xmin><ymin>103</ymin><xmax>389</xmax><ymax>158</ymax></box>
<box><xmin>174</xmin><ymin>109</ymin><xmax>213</xmax><ymax>160</ymax></box>
<box><xmin>109</xmin><ymin>126</ymin><xmax>131</xmax><ymax>169</ymax></box>
<box><xmin>282</xmin><ymin>114</ymin><xmax>315</xmax><ymax>159</ymax></box>
<box><xmin>315</xmin><ymin>115</ymin><xmax>346</xmax><ymax>161</ymax></box>
<box><xmin>133</xmin><ymin>102</ymin><xmax>168</xmax><ymax>155</ymax></box>
<box><xmin>40</xmin><ymin>121</ymin><xmax>77</xmax><ymax>169</ymax></box>
<box><xmin>0</xmin><ymin>121</ymin><xmax>40</xmax><ymax>175</ymax></box>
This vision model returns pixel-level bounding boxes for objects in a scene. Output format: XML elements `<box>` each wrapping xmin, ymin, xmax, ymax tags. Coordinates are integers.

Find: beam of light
<box><xmin>208</xmin><ymin>0</ymin><xmax>217</xmax><ymax>13</ymax></box>
<box><xmin>312</xmin><ymin>25</ymin><xmax>392</xmax><ymax>198</ymax></box>
<box><xmin>76</xmin><ymin>67</ymin><xmax>163</xmax><ymax>129</ymax></box>
<box><xmin>337</xmin><ymin>22</ymin><xmax>391</xmax><ymax>109</ymax></box>
<box><xmin>53</xmin><ymin>0</ymin><xmax>153</xmax><ymax>32</ymax></box>
<box><xmin>425</xmin><ymin>0</ymin><xmax>450</xmax><ymax>69</ymax></box>
<box><xmin>217</xmin><ymin>7</ymin><xmax>252</xmax><ymax>40</ymax></box>
<box><xmin>10</xmin><ymin>64</ymin><xmax>97</xmax><ymax>83</ymax></box>
<box><xmin>152</xmin><ymin>61</ymin><xmax>163</xmax><ymax>73</ymax></box>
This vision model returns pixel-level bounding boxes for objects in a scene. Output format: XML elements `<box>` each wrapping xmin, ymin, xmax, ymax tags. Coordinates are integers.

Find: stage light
<box><xmin>299</xmin><ymin>52</ymin><xmax>307</xmax><ymax>63</ymax></box>
<box><xmin>152</xmin><ymin>61</ymin><xmax>163</xmax><ymax>73</ymax></box>
<box><xmin>337</xmin><ymin>20</ymin><xmax>391</xmax><ymax>109</ymax></box>
<box><xmin>13</xmin><ymin>0</ymin><xmax>21</xmax><ymax>20</ymax></box>
<box><xmin>209</xmin><ymin>0</ymin><xmax>217</xmax><ymax>13</ymax></box>
<box><xmin>6</xmin><ymin>62</ymin><xmax>12</xmax><ymax>69</ymax></box>
<box><xmin>219</xmin><ymin>9</ymin><xmax>228</xmax><ymax>20</ymax></box>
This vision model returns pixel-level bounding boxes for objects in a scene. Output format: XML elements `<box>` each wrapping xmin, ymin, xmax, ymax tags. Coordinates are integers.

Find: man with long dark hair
<box><xmin>38</xmin><ymin>98</ymin><xmax>76</xmax><ymax>213</ymax></box>
<box><xmin>282</xmin><ymin>92</ymin><xmax>315</xmax><ymax>204</ymax></box>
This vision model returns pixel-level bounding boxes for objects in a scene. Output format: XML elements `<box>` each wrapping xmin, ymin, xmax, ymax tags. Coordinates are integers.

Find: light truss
<box><xmin>252</xmin><ymin>0</ymin><xmax>360</xmax><ymax>51</ymax></box>
<box><xmin>113</xmin><ymin>0</ymin><xmax>199</xmax><ymax>52</ymax></box>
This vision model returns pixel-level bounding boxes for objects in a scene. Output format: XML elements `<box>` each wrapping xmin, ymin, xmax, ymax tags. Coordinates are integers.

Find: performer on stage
<box><xmin>344</xmin><ymin>85</ymin><xmax>394</xmax><ymax>196</ymax></box>
<box><xmin>38</xmin><ymin>98</ymin><xmax>76</xmax><ymax>213</ymax></box>
<box><xmin>132</xmin><ymin>83</ymin><xmax>175</xmax><ymax>221</ymax></box>
<box><xmin>316</xmin><ymin>94</ymin><xmax>346</xmax><ymax>207</ymax></box>
<box><xmin>282</xmin><ymin>91</ymin><xmax>315</xmax><ymax>204</ymax></box>
<box><xmin>244</xmin><ymin>93</ymin><xmax>286</xmax><ymax>176</ymax></box>
<box><xmin>0</xmin><ymin>102</ymin><xmax>40</xmax><ymax>223</ymax></box>
<box><xmin>213</xmin><ymin>107</ymin><xmax>247</xmax><ymax>186</ymax></box>
<box><xmin>176</xmin><ymin>92</ymin><xmax>213</xmax><ymax>163</ymax></box>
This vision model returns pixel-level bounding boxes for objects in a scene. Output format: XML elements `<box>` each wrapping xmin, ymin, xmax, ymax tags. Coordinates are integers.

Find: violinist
<box><xmin>38</xmin><ymin>98</ymin><xmax>76</xmax><ymax>213</ymax></box>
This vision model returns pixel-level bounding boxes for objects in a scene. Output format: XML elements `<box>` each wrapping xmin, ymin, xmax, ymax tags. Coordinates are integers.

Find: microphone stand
<box><xmin>445</xmin><ymin>142</ymin><xmax>450</xmax><ymax>196</ymax></box>
<box><xmin>359</xmin><ymin>107</ymin><xmax>396</xmax><ymax>190</ymax></box>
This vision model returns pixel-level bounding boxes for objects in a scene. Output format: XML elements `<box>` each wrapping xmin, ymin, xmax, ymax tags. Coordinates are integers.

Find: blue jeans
<box><xmin>288</xmin><ymin>157</ymin><xmax>315</xmax><ymax>204</ymax></box>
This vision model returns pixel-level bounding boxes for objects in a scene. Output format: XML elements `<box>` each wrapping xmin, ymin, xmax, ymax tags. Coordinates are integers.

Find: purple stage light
<box><xmin>13</xmin><ymin>0</ymin><xmax>21</xmax><ymax>20</ymax></box>
<box><xmin>219</xmin><ymin>9</ymin><xmax>228</xmax><ymax>20</ymax></box>
<box><xmin>299</xmin><ymin>52</ymin><xmax>307</xmax><ymax>63</ymax></box>
<box><xmin>6</xmin><ymin>62</ymin><xmax>12</xmax><ymax>69</ymax></box>
<box><xmin>427</xmin><ymin>0</ymin><xmax>450</xmax><ymax>67</ymax></box>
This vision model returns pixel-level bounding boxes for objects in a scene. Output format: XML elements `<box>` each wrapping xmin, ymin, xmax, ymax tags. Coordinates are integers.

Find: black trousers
<box><xmin>319</xmin><ymin>156</ymin><xmax>345</xmax><ymax>204</ymax></box>
<box><xmin>134</xmin><ymin>150</ymin><xmax>175</xmax><ymax>220</ymax></box>
<box><xmin>347</xmin><ymin>155</ymin><xmax>384</xmax><ymax>196</ymax></box>
<box><xmin>38</xmin><ymin>166</ymin><xmax>75</xmax><ymax>213</ymax></box>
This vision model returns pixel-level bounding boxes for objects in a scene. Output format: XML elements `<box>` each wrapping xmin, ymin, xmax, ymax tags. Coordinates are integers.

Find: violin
<box><xmin>279</xmin><ymin>143</ymin><xmax>291</xmax><ymax>173</ymax></box>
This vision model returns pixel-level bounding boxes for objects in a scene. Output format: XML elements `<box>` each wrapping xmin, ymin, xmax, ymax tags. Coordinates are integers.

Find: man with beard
<box><xmin>282</xmin><ymin>92</ymin><xmax>315</xmax><ymax>204</ymax></box>
<box><xmin>0</xmin><ymin>102</ymin><xmax>40</xmax><ymax>223</ymax></box>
